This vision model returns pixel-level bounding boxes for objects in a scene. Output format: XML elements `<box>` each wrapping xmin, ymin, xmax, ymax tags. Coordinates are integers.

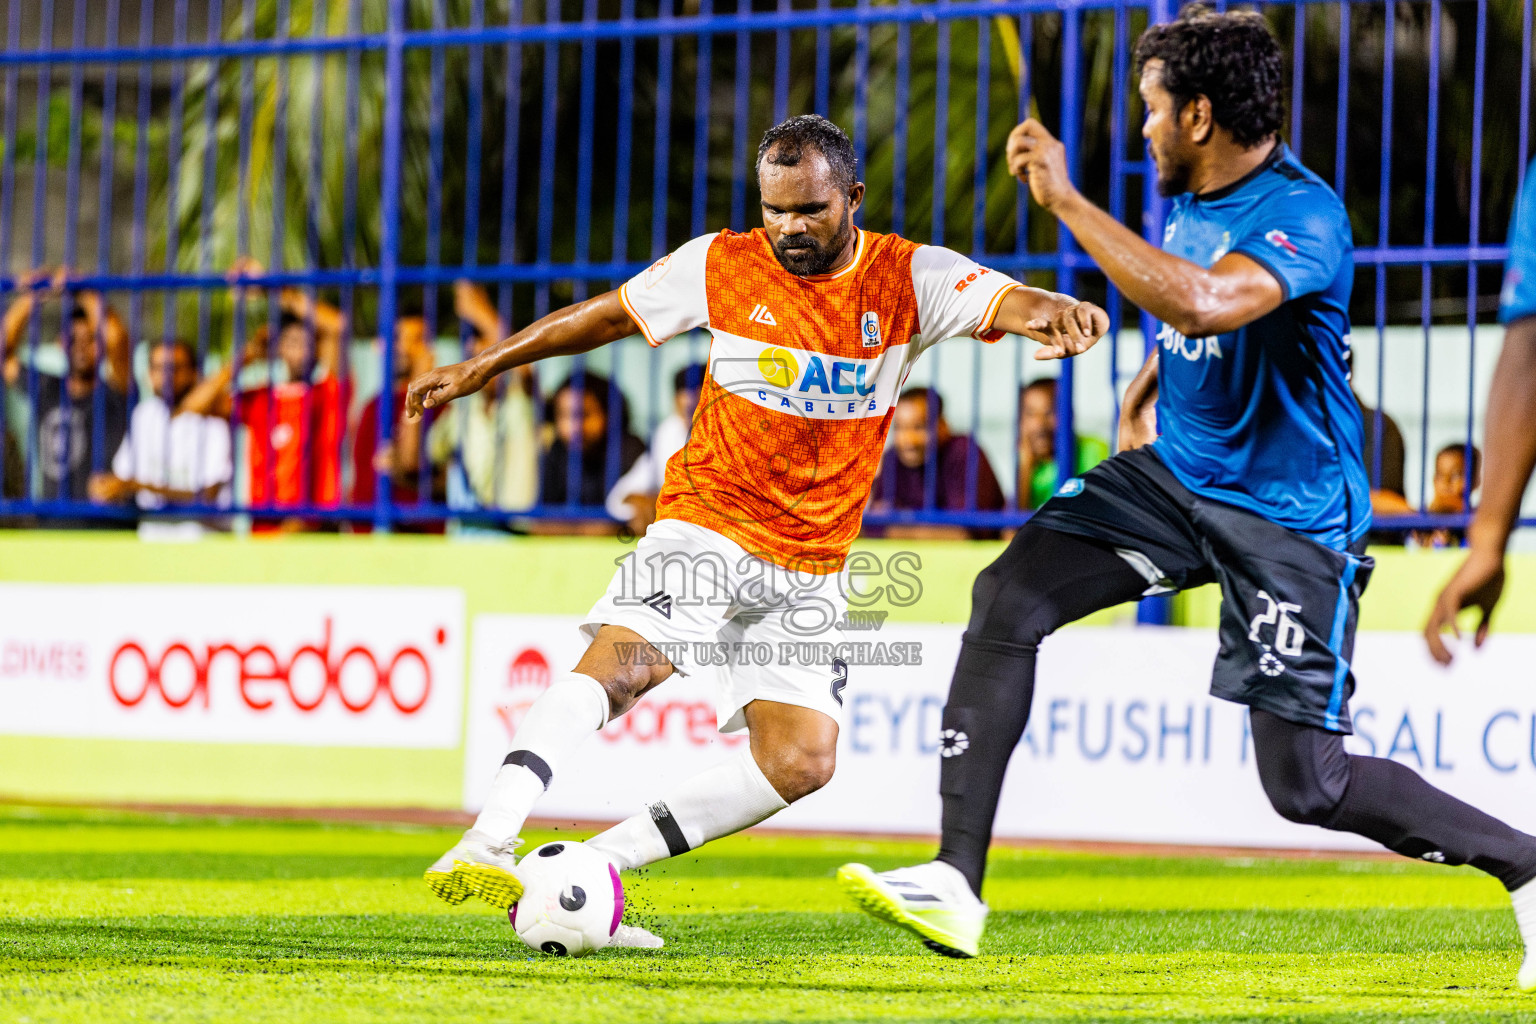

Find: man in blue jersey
<box><xmin>840</xmin><ymin>4</ymin><xmax>1536</xmax><ymax>980</ymax></box>
<box><xmin>1424</xmin><ymin>161</ymin><xmax>1536</xmax><ymax>988</ymax></box>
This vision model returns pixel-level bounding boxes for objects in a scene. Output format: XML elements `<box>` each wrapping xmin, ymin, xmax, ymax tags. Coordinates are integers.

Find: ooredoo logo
<box><xmin>107</xmin><ymin>617</ymin><xmax>447</xmax><ymax>714</ymax></box>
<box><xmin>495</xmin><ymin>647</ymin><xmax>553</xmax><ymax>739</ymax></box>
<box><xmin>509</xmin><ymin>647</ymin><xmax>551</xmax><ymax>689</ymax></box>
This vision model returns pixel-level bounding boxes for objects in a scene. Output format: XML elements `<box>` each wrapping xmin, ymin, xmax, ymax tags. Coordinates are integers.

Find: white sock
<box><xmin>1513</xmin><ymin>879</ymin><xmax>1536</xmax><ymax>988</ymax></box>
<box><xmin>472</xmin><ymin>672</ymin><xmax>610</xmax><ymax>843</ymax></box>
<box><xmin>587</xmin><ymin>747</ymin><xmax>790</xmax><ymax>870</ymax></box>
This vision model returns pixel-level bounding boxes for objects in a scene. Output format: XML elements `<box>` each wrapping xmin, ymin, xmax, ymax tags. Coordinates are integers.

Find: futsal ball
<box><xmin>508</xmin><ymin>841</ymin><xmax>624</xmax><ymax>957</ymax></box>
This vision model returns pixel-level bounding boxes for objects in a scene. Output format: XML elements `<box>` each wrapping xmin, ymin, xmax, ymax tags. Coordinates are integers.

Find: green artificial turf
<box><xmin>0</xmin><ymin>804</ymin><xmax>1529</xmax><ymax>1023</ymax></box>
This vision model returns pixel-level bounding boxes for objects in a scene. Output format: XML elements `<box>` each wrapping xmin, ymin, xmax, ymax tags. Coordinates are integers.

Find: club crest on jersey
<box><xmin>1264</xmin><ymin>228</ymin><xmax>1299</xmax><ymax>255</ymax></box>
<box><xmin>860</xmin><ymin>311</ymin><xmax>882</xmax><ymax>348</ymax></box>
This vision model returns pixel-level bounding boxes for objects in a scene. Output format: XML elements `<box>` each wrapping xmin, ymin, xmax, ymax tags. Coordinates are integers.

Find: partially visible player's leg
<box><xmin>933</xmin><ymin>523</ymin><xmax>1151</xmax><ymax>895</ymax></box>
<box><xmin>588</xmin><ymin>700</ymin><xmax>832</xmax><ymax>869</ymax></box>
<box><xmin>425</xmin><ymin>625</ymin><xmax>674</xmax><ymax>908</ymax></box>
<box><xmin>1203</xmin><ymin>498</ymin><xmax>1536</xmax><ymax>989</ymax></box>
<box><xmin>1250</xmin><ymin>708</ymin><xmax>1536</xmax><ymax>989</ymax></box>
<box><xmin>839</xmin><ymin>522</ymin><xmax>1151</xmax><ymax>957</ymax></box>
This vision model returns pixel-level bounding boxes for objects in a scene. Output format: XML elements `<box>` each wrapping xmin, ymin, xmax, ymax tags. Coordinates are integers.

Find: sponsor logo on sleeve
<box><xmin>953</xmin><ymin>267</ymin><xmax>991</xmax><ymax>294</ymax></box>
<box><xmin>642</xmin><ymin>254</ymin><xmax>674</xmax><ymax>288</ymax></box>
<box><xmin>1263</xmin><ymin>228</ymin><xmax>1299</xmax><ymax>255</ymax></box>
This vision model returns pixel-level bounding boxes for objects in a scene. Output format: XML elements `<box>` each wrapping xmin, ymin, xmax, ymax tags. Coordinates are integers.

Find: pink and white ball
<box><xmin>508</xmin><ymin>841</ymin><xmax>624</xmax><ymax>957</ymax></box>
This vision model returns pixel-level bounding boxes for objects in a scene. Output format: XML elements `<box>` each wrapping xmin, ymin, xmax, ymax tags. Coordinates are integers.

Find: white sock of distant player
<box><xmin>587</xmin><ymin>747</ymin><xmax>789</xmax><ymax>870</ymax></box>
<box><xmin>472</xmin><ymin>672</ymin><xmax>610</xmax><ymax>843</ymax></box>
<box><xmin>1513</xmin><ymin>878</ymin><xmax>1536</xmax><ymax>989</ymax></box>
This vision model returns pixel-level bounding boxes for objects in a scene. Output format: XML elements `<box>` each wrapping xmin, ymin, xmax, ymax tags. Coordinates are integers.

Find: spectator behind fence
<box><xmin>1017</xmin><ymin>377</ymin><xmax>1109</xmax><ymax>509</ymax></box>
<box><xmin>1412</xmin><ymin>442</ymin><xmax>1483</xmax><ymax>549</ymax></box>
<box><xmin>352</xmin><ymin>314</ymin><xmax>438</xmax><ymax>519</ymax></box>
<box><xmin>869</xmin><ymin>387</ymin><xmax>1005</xmax><ymax>540</ymax></box>
<box><xmin>427</xmin><ymin>281</ymin><xmax>538</xmax><ymax>517</ymax></box>
<box><xmin>1</xmin><ymin>268</ymin><xmax>131</xmax><ymax>520</ymax></box>
<box><xmin>89</xmin><ymin>340</ymin><xmax>232</xmax><ymax>533</ymax></box>
<box><xmin>180</xmin><ymin>260</ymin><xmax>348</xmax><ymax>530</ymax></box>
<box><xmin>605</xmin><ymin>362</ymin><xmax>705</xmax><ymax>536</ymax></box>
<box><xmin>537</xmin><ymin>372</ymin><xmax>645</xmax><ymax>534</ymax></box>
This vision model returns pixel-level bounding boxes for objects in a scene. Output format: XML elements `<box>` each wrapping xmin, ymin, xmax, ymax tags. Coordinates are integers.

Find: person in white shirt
<box><xmin>604</xmin><ymin>362</ymin><xmax>705</xmax><ymax>533</ymax></box>
<box><xmin>89</xmin><ymin>340</ymin><xmax>232</xmax><ymax>515</ymax></box>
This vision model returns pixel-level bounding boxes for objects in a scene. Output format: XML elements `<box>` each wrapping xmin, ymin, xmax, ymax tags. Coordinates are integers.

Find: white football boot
<box><xmin>1513</xmin><ymin>879</ymin><xmax>1536</xmax><ymax>991</ymax></box>
<box><xmin>423</xmin><ymin>829</ymin><xmax>524</xmax><ymax>908</ymax></box>
<box><xmin>609</xmin><ymin>923</ymin><xmax>665</xmax><ymax>949</ymax></box>
<box><xmin>838</xmin><ymin>860</ymin><xmax>987</xmax><ymax>958</ymax></box>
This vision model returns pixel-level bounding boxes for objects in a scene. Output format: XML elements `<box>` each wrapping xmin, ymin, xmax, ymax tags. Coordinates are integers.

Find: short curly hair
<box><xmin>1134</xmin><ymin>3</ymin><xmax>1285</xmax><ymax>148</ymax></box>
<box><xmin>756</xmin><ymin>115</ymin><xmax>859</xmax><ymax>194</ymax></box>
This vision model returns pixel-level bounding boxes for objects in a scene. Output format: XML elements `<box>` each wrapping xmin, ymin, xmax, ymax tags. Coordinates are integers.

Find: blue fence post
<box><xmin>1137</xmin><ymin>0</ymin><xmax>1175</xmax><ymax>627</ymax></box>
<box><xmin>374</xmin><ymin>0</ymin><xmax>408</xmax><ymax>533</ymax></box>
<box><xmin>1052</xmin><ymin>6</ymin><xmax>1079</xmax><ymax>506</ymax></box>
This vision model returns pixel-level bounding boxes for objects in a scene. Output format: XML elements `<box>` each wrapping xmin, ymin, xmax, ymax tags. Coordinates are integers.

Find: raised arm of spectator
<box><xmin>68</xmin><ymin>279</ymin><xmax>132</xmax><ymax>393</ymax></box>
<box><xmin>1424</xmin><ymin>316</ymin><xmax>1536</xmax><ymax>663</ymax></box>
<box><xmin>454</xmin><ymin>279</ymin><xmax>535</xmax><ymax>394</ymax></box>
<box><xmin>454</xmin><ymin>280</ymin><xmax>504</xmax><ymax>347</ymax></box>
<box><xmin>1009</xmin><ymin>120</ymin><xmax>1284</xmax><ymax>338</ymax></box>
<box><xmin>176</xmin><ymin>328</ymin><xmax>273</xmax><ymax>419</ymax></box>
<box><xmin>276</xmin><ymin>285</ymin><xmax>346</xmax><ymax>381</ymax></box>
<box><xmin>406</xmin><ymin>289</ymin><xmax>637</xmax><ymax>420</ymax></box>
<box><xmin>0</xmin><ymin>268</ymin><xmax>54</xmax><ymax>386</ymax></box>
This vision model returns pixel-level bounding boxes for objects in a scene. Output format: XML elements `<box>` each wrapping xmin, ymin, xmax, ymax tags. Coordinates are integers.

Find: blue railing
<box><xmin>0</xmin><ymin>0</ymin><xmax>1528</xmax><ymax>539</ymax></box>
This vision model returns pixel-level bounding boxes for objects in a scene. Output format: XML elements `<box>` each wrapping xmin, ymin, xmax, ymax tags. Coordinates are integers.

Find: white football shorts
<box><xmin>582</xmin><ymin>518</ymin><xmax>850</xmax><ymax>733</ymax></box>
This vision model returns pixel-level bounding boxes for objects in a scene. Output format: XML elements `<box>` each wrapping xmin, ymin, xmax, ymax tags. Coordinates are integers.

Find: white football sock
<box><xmin>472</xmin><ymin>672</ymin><xmax>610</xmax><ymax>843</ymax></box>
<box><xmin>1513</xmin><ymin>878</ymin><xmax>1536</xmax><ymax>990</ymax></box>
<box><xmin>587</xmin><ymin>747</ymin><xmax>790</xmax><ymax>871</ymax></box>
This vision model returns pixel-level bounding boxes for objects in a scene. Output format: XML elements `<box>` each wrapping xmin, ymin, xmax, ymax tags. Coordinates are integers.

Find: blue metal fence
<box><xmin>0</xmin><ymin>0</ymin><xmax>1529</xmax><ymax>537</ymax></box>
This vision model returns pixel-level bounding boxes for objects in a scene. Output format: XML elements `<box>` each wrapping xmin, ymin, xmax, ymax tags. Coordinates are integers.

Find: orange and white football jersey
<box><xmin>619</xmin><ymin>227</ymin><xmax>1019</xmax><ymax>572</ymax></box>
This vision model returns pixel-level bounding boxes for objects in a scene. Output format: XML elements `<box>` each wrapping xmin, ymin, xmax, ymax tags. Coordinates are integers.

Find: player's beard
<box><xmin>771</xmin><ymin>212</ymin><xmax>853</xmax><ymax>277</ymax></box>
<box><xmin>1151</xmin><ymin>136</ymin><xmax>1194</xmax><ymax>198</ymax></box>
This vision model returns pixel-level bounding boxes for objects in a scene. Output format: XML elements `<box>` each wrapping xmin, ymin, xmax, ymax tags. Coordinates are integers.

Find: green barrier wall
<box><xmin>1</xmin><ymin>532</ymin><xmax>1530</xmax><ymax>809</ymax></box>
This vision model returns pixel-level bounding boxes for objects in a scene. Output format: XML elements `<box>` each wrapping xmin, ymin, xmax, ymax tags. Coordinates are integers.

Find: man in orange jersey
<box><xmin>407</xmin><ymin>115</ymin><xmax>1108</xmax><ymax>945</ymax></box>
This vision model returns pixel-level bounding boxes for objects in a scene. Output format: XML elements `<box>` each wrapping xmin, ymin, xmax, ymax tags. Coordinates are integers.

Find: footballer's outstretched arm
<box><xmin>405</xmin><ymin>289</ymin><xmax>638</xmax><ymax>419</ymax></box>
<box><xmin>990</xmin><ymin>286</ymin><xmax>1111</xmax><ymax>361</ymax></box>
<box><xmin>1008</xmin><ymin>120</ymin><xmax>1283</xmax><ymax>339</ymax></box>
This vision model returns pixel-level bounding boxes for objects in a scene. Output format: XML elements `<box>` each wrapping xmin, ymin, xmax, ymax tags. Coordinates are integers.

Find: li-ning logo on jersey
<box><xmin>748</xmin><ymin>304</ymin><xmax>778</xmax><ymax>327</ymax></box>
<box><xmin>1264</xmin><ymin>229</ymin><xmax>1299</xmax><ymax>255</ymax></box>
<box><xmin>860</xmin><ymin>311</ymin><xmax>882</xmax><ymax>348</ymax></box>
<box><xmin>1248</xmin><ymin>589</ymin><xmax>1303</xmax><ymax>676</ymax></box>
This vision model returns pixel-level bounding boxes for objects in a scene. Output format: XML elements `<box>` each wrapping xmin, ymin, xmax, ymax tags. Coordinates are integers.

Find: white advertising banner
<box><xmin>466</xmin><ymin>615</ymin><xmax>1536</xmax><ymax>850</ymax></box>
<box><xmin>0</xmin><ymin>584</ymin><xmax>465</xmax><ymax>748</ymax></box>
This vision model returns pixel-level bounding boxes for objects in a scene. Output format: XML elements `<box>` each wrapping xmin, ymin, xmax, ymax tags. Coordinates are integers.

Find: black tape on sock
<box><xmin>504</xmin><ymin>750</ymin><xmax>553</xmax><ymax>790</ymax></box>
<box><xmin>648</xmin><ymin>801</ymin><xmax>691</xmax><ymax>858</ymax></box>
